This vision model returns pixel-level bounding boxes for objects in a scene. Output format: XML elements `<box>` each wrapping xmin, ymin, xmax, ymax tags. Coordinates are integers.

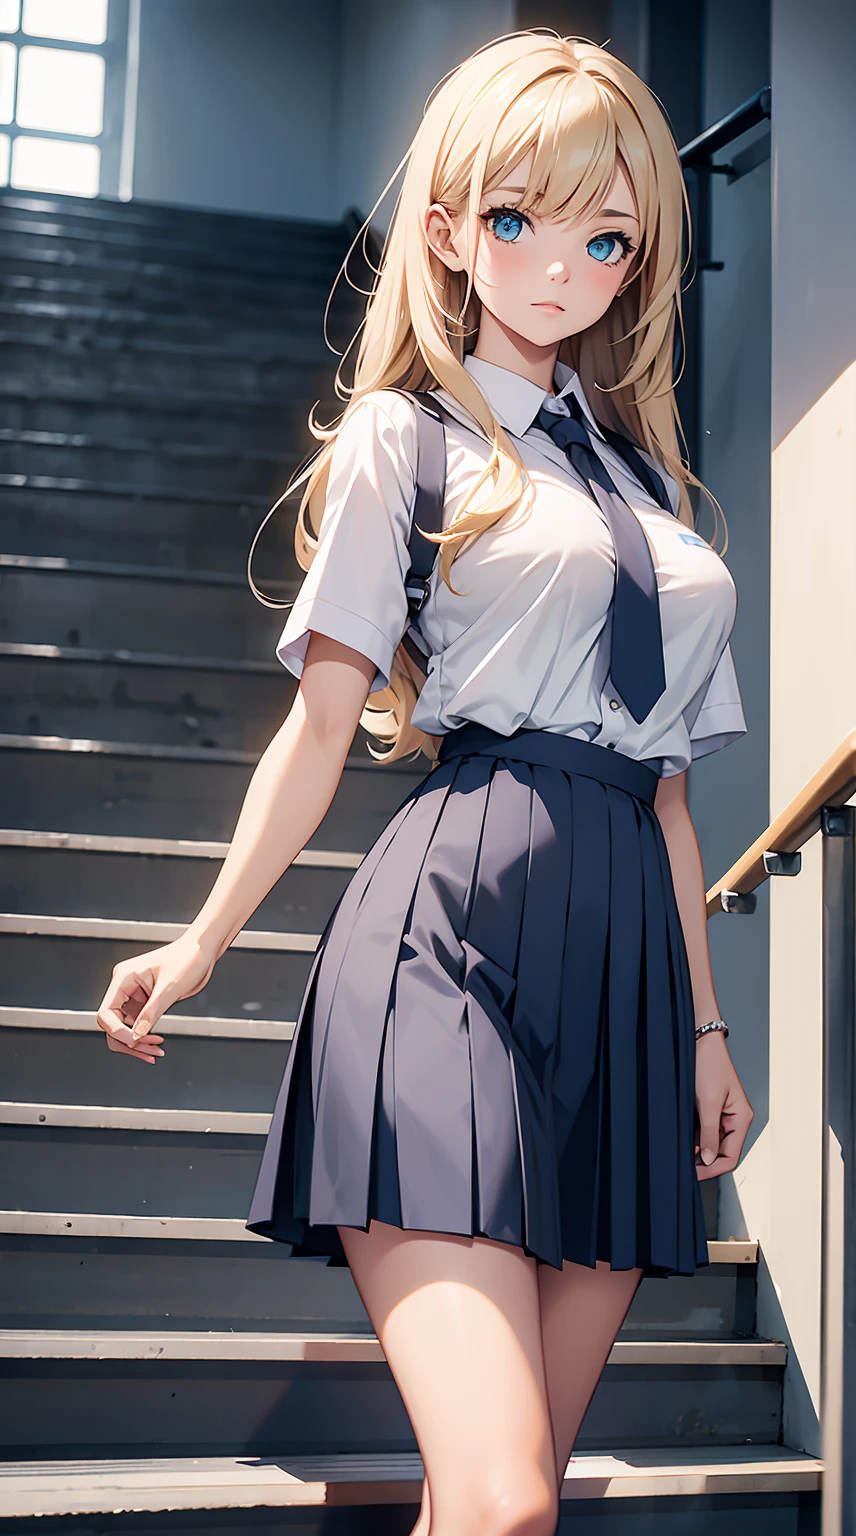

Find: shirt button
<box><xmin>605</xmin><ymin>741</ymin><xmax>616</xmax><ymax>750</ymax></box>
<box><xmin>609</xmin><ymin>699</ymin><xmax>620</xmax><ymax>712</ymax></box>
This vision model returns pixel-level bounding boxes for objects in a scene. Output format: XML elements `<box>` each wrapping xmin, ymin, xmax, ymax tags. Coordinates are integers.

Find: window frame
<box><xmin>0</xmin><ymin>0</ymin><xmax>132</xmax><ymax>198</ymax></box>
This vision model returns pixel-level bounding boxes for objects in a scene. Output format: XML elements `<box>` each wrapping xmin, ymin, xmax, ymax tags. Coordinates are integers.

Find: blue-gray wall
<box><xmin>131</xmin><ymin>0</ymin><xmax>343</xmax><ymax>220</ymax></box>
<box><xmin>689</xmin><ymin>0</ymin><xmax>772</xmax><ymax>1230</ymax></box>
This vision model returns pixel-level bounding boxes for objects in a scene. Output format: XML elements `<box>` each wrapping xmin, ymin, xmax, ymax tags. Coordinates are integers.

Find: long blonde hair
<box><xmin>250</xmin><ymin>30</ymin><xmax>721</xmax><ymax>764</ymax></box>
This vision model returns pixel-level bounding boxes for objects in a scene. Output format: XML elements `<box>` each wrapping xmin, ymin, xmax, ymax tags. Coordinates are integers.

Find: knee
<box><xmin>467</xmin><ymin>1468</ymin><xmax>559</xmax><ymax>1536</ymax></box>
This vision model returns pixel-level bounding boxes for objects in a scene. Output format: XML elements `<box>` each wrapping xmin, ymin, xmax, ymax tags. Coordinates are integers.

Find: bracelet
<box><xmin>696</xmin><ymin>1019</ymin><xmax>729</xmax><ymax>1041</ymax></box>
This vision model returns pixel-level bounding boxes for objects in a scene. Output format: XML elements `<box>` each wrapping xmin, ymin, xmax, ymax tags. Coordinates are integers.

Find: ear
<box><xmin>424</xmin><ymin>203</ymin><xmax>468</xmax><ymax>273</ymax></box>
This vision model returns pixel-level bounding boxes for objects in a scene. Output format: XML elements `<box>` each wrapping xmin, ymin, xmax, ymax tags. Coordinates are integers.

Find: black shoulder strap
<box><xmin>401</xmin><ymin>389</ymin><xmax>447</xmax><ymax>617</ymax></box>
<box><xmin>384</xmin><ymin>388</ymin><xmax>447</xmax><ymax>673</ymax></box>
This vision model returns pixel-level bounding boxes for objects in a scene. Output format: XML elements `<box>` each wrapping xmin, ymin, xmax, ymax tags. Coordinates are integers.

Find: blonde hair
<box><xmin>250</xmin><ymin>29</ymin><xmax>723</xmax><ymax>765</ymax></box>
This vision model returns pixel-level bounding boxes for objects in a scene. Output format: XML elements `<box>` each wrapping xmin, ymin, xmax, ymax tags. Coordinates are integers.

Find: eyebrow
<box><xmin>594</xmin><ymin>207</ymin><xmax>639</xmax><ymax>221</ymax></box>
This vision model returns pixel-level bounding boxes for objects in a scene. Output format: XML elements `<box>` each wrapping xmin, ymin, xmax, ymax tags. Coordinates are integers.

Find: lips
<box><xmin>532</xmin><ymin>301</ymin><xmax>565</xmax><ymax>311</ymax></box>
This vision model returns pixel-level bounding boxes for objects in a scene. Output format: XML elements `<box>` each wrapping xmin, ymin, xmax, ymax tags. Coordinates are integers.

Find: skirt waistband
<box><xmin>436</xmin><ymin>721</ymin><xmax>660</xmax><ymax>806</ymax></box>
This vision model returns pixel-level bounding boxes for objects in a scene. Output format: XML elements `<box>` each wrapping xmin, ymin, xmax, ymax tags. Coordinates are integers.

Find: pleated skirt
<box><xmin>246</xmin><ymin>720</ymin><xmax>709</xmax><ymax>1277</ymax></box>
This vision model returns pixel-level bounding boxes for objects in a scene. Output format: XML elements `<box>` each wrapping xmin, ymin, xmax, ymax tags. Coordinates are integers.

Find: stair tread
<box><xmin>0</xmin><ymin>428</ymin><xmax>293</xmax><ymax>463</ymax></box>
<box><xmin>0</xmin><ymin>731</ymin><xmax>421</xmax><ymax>774</ymax></box>
<box><xmin>0</xmin><ymin>554</ymin><xmax>298</xmax><ymax>596</ymax></box>
<box><xmin>0</xmin><ymin>1328</ymin><xmax>786</xmax><ymax>1365</ymax></box>
<box><xmin>0</xmin><ymin>470</ymin><xmax>276</xmax><ymax>508</ymax></box>
<box><xmin>0</xmin><ymin>1102</ymin><xmax>273</xmax><ymax>1134</ymax></box>
<box><xmin>0</xmin><ymin>1211</ymin><xmax>760</xmax><ymax>1262</ymax></box>
<box><xmin>0</xmin><ymin>1445</ymin><xmax>823</xmax><ymax>1517</ymax></box>
<box><xmin>0</xmin><ymin>827</ymin><xmax>361</xmax><ymax>866</ymax></box>
<box><xmin>0</xmin><ymin>641</ymin><xmax>284</xmax><ymax>673</ymax></box>
<box><xmin>0</xmin><ymin>1009</ymin><xmax>293</xmax><ymax>1040</ymax></box>
<box><xmin>0</xmin><ymin>915</ymin><xmax>317</xmax><ymax>950</ymax></box>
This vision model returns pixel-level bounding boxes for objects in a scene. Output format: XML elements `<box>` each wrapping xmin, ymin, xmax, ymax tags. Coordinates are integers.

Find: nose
<box><xmin>546</xmin><ymin>260</ymin><xmax>569</xmax><ymax>282</ymax></box>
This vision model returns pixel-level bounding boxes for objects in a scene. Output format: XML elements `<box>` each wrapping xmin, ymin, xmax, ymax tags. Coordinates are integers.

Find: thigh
<box><xmin>538</xmin><ymin>1258</ymin><xmax>643</xmax><ymax>1480</ymax></box>
<box><xmin>338</xmin><ymin>1220</ymin><xmax>559</xmax><ymax>1535</ymax></box>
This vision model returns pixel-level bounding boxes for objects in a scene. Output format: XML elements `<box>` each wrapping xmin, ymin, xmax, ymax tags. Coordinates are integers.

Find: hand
<box><xmin>95</xmin><ymin>933</ymin><xmax>215</xmax><ymax>1064</ymax></box>
<box><xmin>694</xmin><ymin>1031</ymin><xmax>754</xmax><ymax>1181</ymax></box>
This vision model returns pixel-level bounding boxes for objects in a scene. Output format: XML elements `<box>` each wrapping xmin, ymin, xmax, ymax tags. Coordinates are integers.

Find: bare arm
<box><xmin>95</xmin><ymin>631</ymin><xmax>377</xmax><ymax>1053</ymax></box>
<box><xmin>186</xmin><ymin>632</ymin><xmax>376</xmax><ymax>963</ymax></box>
<box><xmin>654</xmin><ymin>769</ymin><xmax>753</xmax><ymax>1179</ymax></box>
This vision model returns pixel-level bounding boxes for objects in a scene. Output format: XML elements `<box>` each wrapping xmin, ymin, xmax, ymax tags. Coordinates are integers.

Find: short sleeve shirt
<box><xmin>275</xmin><ymin>354</ymin><xmax>746</xmax><ymax>777</ymax></box>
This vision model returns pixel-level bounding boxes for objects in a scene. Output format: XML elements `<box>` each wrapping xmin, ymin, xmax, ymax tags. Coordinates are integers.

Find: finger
<box><xmin>96</xmin><ymin>1008</ymin><xmax>138</xmax><ymax>1048</ymax></box>
<box><xmin>696</xmin><ymin>1103</ymin><xmax>722</xmax><ymax>1166</ymax></box>
<box><xmin>97</xmin><ymin>969</ymin><xmax>155</xmax><ymax>1034</ymax></box>
<box><xmin>131</xmin><ymin>985</ymin><xmax>175</xmax><ymax>1040</ymax></box>
<box><xmin>105</xmin><ymin>1036</ymin><xmax>159</xmax><ymax>1064</ymax></box>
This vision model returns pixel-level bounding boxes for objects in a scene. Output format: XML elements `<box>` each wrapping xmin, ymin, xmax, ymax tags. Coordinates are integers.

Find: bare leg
<box><xmin>338</xmin><ymin>1220</ymin><xmax>560</xmax><ymax>1536</ymax></box>
<box><xmin>537</xmin><ymin>1259</ymin><xmax>644</xmax><ymax>1486</ymax></box>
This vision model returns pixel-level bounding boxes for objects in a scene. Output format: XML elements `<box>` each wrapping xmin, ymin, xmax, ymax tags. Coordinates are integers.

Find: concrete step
<box><xmin>0</xmin><ymin>929</ymin><xmax>310</xmax><ymax>1025</ymax></box>
<box><xmin>0</xmin><ymin>189</ymin><xmax>350</xmax><ymax>244</ymax></box>
<box><xmin>0</xmin><ymin>1447</ymin><xmax>824</xmax><ymax>1530</ymax></box>
<box><xmin>0</xmin><ymin>1330</ymin><xmax>786</xmax><ymax>1459</ymax></box>
<box><xmin>0</xmin><ymin>222</ymin><xmax>346</xmax><ymax>283</ymax></box>
<box><xmin>0</xmin><ymin>299</ymin><xmax>361</xmax><ymax>357</ymax></box>
<box><xmin>0</xmin><ymin>558</ymin><xmax>293</xmax><ymax>658</ymax></box>
<box><xmin>0</xmin><ymin>387</ymin><xmax>332</xmax><ymax>452</ymax></box>
<box><xmin>0</xmin><ymin>331</ymin><xmax>337</xmax><ymax>398</ymax></box>
<box><xmin>0</xmin><ymin>829</ymin><xmax>357</xmax><ymax>929</ymax></box>
<box><xmin>0</xmin><ymin>644</ymin><xmax>299</xmax><ymax>752</ymax></box>
<box><xmin>0</xmin><ymin>244</ymin><xmax>349</xmax><ymax>315</ymax></box>
<box><xmin>0</xmin><ymin>1108</ymin><xmax>275</xmax><ymax>1218</ymax></box>
<box><xmin>0</xmin><ymin>482</ymin><xmax>297</xmax><ymax>573</ymax></box>
<box><xmin>0</xmin><ymin>429</ymin><xmax>297</xmax><ymax>498</ymax></box>
<box><xmin>0</xmin><ymin>735</ymin><xmax>425</xmax><ymax>845</ymax></box>
<box><xmin>2</xmin><ymin>1009</ymin><xmax>291</xmax><ymax>1115</ymax></box>
<box><xmin>0</xmin><ymin>269</ymin><xmax>359</xmax><ymax>331</ymax></box>
<box><xmin>0</xmin><ymin>1210</ymin><xmax>759</xmax><ymax>1335</ymax></box>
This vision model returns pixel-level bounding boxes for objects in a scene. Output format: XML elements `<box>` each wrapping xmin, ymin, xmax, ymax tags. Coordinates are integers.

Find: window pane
<box><xmin>16</xmin><ymin>44</ymin><xmax>103</xmax><ymax>135</ymax></box>
<box><xmin>0</xmin><ymin>0</ymin><xmax>21</xmax><ymax>33</ymax></box>
<box><xmin>0</xmin><ymin>40</ymin><xmax>15</xmax><ymax>123</ymax></box>
<box><xmin>22</xmin><ymin>0</ymin><xmax>107</xmax><ymax>45</ymax></box>
<box><xmin>0</xmin><ymin>131</ymin><xmax>9</xmax><ymax>183</ymax></box>
<box><xmin>11</xmin><ymin>132</ymin><xmax>99</xmax><ymax>195</ymax></box>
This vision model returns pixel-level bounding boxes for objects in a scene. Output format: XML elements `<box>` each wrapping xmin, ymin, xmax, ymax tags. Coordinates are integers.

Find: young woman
<box><xmin>96</xmin><ymin>31</ymin><xmax>754</xmax><ymax>1536</ymax></box>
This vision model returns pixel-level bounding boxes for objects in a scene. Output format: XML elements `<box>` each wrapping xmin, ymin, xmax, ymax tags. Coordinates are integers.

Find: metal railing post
<box><xmin>821</xmin><ymin>805</ymin><xmax>856</xmax><ymax>1536</ymax></box>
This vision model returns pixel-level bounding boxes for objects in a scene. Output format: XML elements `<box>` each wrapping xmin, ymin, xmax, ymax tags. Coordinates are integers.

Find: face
<box><xmin>426</xmin><ymin>150</ymin><xmax>640</xmax><ymax>349</ymax></box>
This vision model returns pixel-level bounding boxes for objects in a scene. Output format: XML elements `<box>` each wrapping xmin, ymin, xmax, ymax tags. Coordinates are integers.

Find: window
<box><xmin>0</xmin><ymin>0</ymin><xmax>121</xmax><ymax>197</ymax></box>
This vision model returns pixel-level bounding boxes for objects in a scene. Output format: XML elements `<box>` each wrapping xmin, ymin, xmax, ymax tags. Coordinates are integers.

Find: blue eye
<box><xmin>493</xmin><ymin>212</ymin><xmax>524</xmax><ymax>241</ymax></box>
<box><xmin>486</xmin><ymin>208</ymin><xmax>527</xmax><ymax>242</ymax></box>
<box><xmin>586</xmin><ymin>231</ymin><xmax>634</xmax><ymax>266</ymax></box>
<box><xmin>587</xmin><ymin>236</ymin><xmax>619</xmax><ymax>263</ymax></box>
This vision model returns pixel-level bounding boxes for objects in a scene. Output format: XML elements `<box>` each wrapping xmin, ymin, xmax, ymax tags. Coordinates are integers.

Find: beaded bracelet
<box><xmin>695</xmin><ymin>1019</ymin><xmax>729</xmax><ymax>1041</ymax></box>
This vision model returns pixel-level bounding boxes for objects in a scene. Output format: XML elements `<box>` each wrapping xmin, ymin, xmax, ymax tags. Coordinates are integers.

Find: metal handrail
<box><xmin>679</xmin><ymin>86</ymin><xmax>771</xmax><ymax>169</ymax></box>
<box><xmin>705</xmin><ymin>729</ymin><xmax>856</xmax><ymax>918</ymax></box>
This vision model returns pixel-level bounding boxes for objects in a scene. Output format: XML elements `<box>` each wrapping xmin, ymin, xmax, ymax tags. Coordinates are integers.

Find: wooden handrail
<box><xmin>705</xmin><ymin>728</ymin><xmax>856</xmax><ymax>918</ymax></box>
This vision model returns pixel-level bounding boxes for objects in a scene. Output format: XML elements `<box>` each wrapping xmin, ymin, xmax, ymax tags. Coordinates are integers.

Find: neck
<box><xmin>471</xmin><ymin>308</ymin><xmax>560</xmax><ymax>394</ymax></box>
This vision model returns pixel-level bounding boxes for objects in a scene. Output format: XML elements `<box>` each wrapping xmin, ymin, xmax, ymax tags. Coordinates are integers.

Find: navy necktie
<box><xmin>534</xmin><ymin>395</ymin><xmax>668</xmax><ymax>724</ymax></box>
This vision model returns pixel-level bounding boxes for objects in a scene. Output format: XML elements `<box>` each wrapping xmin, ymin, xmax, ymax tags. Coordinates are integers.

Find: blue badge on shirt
<box><xmin>677</xmin><ymin>531</ymin><xmax>710</xmax><ymax>548</ymax></box>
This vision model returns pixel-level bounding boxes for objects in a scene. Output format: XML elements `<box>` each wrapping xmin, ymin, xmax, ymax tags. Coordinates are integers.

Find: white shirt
<box><xmin>275</xmin><ymin>355</ymin><xmax>746</xmax><ymax>777</ymax></box>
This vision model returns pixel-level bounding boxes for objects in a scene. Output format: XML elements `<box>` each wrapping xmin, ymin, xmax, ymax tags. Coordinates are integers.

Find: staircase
<box><xmin>0</xmin><ymin>190</ymin><xmax>821</xmax><ymax>1532</ymax></box>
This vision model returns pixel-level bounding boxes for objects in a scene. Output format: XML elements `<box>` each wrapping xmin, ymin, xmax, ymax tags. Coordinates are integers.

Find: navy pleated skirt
<box><xmin>246</xmin><ymin>721</ymin><xmax>709</xmax><ymax>1277</ymax></box>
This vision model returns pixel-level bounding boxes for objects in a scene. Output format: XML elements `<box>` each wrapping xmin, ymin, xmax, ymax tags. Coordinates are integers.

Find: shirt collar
<box><xmin>462</xmin><ymin>354</ymin><xmax>606</xmax><ymax>442</ymax></box>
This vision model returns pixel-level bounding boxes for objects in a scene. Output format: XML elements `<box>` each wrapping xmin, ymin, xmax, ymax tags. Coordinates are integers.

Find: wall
<box><xmin>764</xmin><ymin>0</ymin><xmax>856</xmax><ymax>1457</ymax></box>
<box><xmin>701</xmin><ymin>0</ymin><xmax>856</xmax><ymax>1460</ymax></box>
<box><xmin>335</xmin><ymin>0</ymin><xmax>515</xmax><ymax>227</ymax></box>
<box><xmin>689</xmin><ymin>0</ymin><xmax>772</xmax><ymax>1241</ymax></box>
<box><xmin>131</xmin><ymin>0</ymin><xmax>343</xmax><ymax>220</ymax></box>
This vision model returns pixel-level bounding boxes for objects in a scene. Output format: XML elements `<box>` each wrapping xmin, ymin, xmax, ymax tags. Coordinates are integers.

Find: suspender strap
<box><xmin>401</xmin><ymin>389</ymin><xmax>447</xmax><ymax>618</ymax></box>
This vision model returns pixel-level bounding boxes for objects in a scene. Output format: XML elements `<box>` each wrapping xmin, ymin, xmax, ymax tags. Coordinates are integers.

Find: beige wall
<box><xmin>720</xmin><ymin>0</ymin><xmax>856</xmax><ymax>1458</ymax></box>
